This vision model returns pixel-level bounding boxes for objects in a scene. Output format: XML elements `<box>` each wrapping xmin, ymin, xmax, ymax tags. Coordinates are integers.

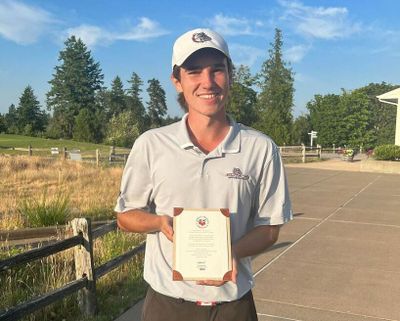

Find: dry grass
<box><xmin>0</xmin><ymin>155</ymin><xmax>123</xmax><ymax>229</ymax></box>
<box><xmin>0</xmin><ymin>156</ymin><xmax>146</xmax><ymax>320</ymax></box>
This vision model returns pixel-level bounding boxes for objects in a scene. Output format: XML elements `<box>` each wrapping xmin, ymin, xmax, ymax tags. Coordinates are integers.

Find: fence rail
<box><xmin>0</xmin><ymin>145</ymin><xmax>130</xmax><ymax>166</ymax></box>
<box><xmin>280</xmin><ymin>144</ymin><xmax>322</xmax><ymax>163</ymax></box>
<box><xmin>0</xmin><ymin>218</ymin><xmax>145</xmax><ymax>321</ymax></box>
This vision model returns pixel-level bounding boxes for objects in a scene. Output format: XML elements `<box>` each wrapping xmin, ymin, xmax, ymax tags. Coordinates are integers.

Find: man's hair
<box><xmin>172</xmin><ymin>49</ymin><xmax>233</xmax><ymax>112</ymax></box>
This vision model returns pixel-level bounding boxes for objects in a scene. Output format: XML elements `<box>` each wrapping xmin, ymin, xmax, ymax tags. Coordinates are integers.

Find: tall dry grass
<box><xmin>0</xmin><ymin>155</ymin><xmax>123</xmax><ymax>229</ymax></box>
<box><xmin>0</xmin><ymin>155</ymin><xmax>146</xmax><ymax>320</ymax></box>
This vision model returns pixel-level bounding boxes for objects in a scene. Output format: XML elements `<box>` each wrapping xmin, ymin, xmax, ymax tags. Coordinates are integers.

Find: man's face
<box><xmin>171</xmin><ymin>49</ymin><xmax>230</xmax><ymax>118</ymax></box>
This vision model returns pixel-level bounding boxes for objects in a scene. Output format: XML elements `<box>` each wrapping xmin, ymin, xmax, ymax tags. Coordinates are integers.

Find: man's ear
<box><xmin>170</xmin><ymin>74</ymin><xmax>183</xmax><ymax>93</ymax></box>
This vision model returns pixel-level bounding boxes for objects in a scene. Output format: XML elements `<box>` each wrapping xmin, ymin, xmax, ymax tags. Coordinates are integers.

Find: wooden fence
<box><xmin>280</xmin><ymin>144</ymin><xmax>322</xmax><ymax>163</ymax></box>
<box><xmin>0</xmin><ymin>218</ymin><xmax>145</xmax><ymax>321</ymax></box>
<box><xmin>0</xmin><ymin>146</ymin><xmax>129</xmax><ymax>166</ymax></box>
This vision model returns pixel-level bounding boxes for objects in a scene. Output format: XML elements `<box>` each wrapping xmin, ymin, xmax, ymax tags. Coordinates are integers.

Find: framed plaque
<box><xmin>172</xmin><ymin>208</ymin><xmax>232</xmax><ymax>281</ymax></box>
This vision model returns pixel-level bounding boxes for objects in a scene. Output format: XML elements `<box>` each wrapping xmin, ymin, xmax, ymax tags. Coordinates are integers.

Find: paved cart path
<box><xmin>116</xmin><ymin>166</ymin><xmax>400</xmax><ymax>321</ymax></box>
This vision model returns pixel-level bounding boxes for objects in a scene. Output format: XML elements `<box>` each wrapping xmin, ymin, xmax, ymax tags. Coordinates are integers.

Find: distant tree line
<box><xmin>0</xmin><ymin>30</ymin><xmax>397</xmax><ymax>148</ymax></box>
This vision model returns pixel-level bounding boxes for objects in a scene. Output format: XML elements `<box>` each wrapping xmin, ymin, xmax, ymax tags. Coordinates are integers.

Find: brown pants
<box><xmin>141</xmin><ymin>286</ymin><xmax>258</xmax><ymax>321</ymax></box>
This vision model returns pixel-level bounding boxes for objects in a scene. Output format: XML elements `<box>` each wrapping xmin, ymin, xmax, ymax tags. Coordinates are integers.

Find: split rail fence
<box><xmin>0</xmin><ymin>145</ymin><xmax>130</xmax><ymax>166</ymax></box>
<box><xmin>0</xmin><ymin>218</ymin><xmax>145</xmax><ymax>321</ymax></box>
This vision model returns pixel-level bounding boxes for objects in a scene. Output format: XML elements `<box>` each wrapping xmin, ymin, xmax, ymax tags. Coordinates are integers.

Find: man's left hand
<box><xmin>196</xmin><ymin>252</ymin><xmax>238</xmax><ymax>287</ymax></box>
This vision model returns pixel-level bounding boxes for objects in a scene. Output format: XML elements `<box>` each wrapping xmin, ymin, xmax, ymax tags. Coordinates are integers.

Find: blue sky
<box><xmin>1</xmin><ymin>0</ymin><xmax>400</xmax><ymax>118</ymax></box>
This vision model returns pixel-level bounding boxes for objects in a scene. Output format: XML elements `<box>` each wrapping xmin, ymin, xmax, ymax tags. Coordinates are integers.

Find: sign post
<box><xmin>308</xmin><ymin>130</ymin><xmax>318</xmax><ymax>147</ymax></box>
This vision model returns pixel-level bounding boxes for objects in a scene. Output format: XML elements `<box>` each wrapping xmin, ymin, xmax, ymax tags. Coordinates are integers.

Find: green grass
<box><xmin>18</xmin><ymin>190</ymin><xmax>71</xmax><ymax>227</ymax></box>
<box><xmin>0</xmin><ymin>230</ymin><xmax>146</xmax><ymax>321</ymax></box>
<box><xmin>0</xmin><ymin>134</ymin><xmax>130</xmax><ymax>156</ymax></box>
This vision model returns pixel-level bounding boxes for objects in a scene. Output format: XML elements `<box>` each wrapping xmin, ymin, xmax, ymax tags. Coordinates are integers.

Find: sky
<box><xmin>1</xmin><ymin>0</ymin><xmax>400</xmax><ymax>118</ymax></box>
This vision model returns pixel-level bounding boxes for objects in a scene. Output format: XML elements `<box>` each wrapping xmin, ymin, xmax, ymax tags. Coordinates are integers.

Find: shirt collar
<box><xmin>177</xmin><ymin>113</ymin><xmax>240</xmax><ymax>154</ymax></box>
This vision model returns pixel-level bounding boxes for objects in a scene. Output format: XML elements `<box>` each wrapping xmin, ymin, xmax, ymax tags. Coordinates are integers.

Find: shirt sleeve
<box><xmin>114</xmin><ymin>135</ymin><xmax>153</xmax><ymax>213</ymax></box>
<box><xmin>252</xmin><ymin>146</ymin><xmax>293</xmax><ymax>226</ymax></box>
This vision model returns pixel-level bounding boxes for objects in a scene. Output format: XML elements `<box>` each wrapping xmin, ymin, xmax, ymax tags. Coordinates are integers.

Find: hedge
<box><xmin>373</xmin><ymin>144</ymin><xmax>400</xmax><ymax>161</ymax></box>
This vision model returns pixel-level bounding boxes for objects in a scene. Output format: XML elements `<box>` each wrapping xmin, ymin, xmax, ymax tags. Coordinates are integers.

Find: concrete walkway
<box><xmin>116</xmin><ymin>161</ymin><xmax>400</xmax><ymax>321</ymax></box>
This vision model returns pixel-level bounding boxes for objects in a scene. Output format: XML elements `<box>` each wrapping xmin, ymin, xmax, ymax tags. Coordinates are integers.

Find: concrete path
<box><xmin>116</xmin><ymin>165</ymin><xmax>400</xmax><ymax>321</ymax></box>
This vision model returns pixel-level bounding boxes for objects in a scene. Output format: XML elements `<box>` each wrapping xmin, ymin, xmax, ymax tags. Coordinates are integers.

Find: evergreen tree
<box><xmin>227</xmin><ymin>65</ymin><xmax>257</xmax><ymax>126</ymax></box>
<box><xmin>0</xmin><ymin>113</ymin><xmax>6</xmax><ymax>133</ymax></box>
<box><xmin>127</xmin><ymin>72</ymin><xmax>146</xmax><ymax>130</ymax></box>
<box><xmin>4</xmin><ymin>104</ymin><xmax>18</xmax><ymax>134</ymax></box>
<box><xmin>256</xmin><ymin>28</ymin><xmax>294</xmax><ymax>145</ymax></box>
<box><xmin>73</xmin><ymin>108</ymin><xmax>96</xmax><ymax>142</ymax></box>
<box><xmin>109</xmin><ymin>76</ymin><xmax>126</xmax><ymax>117</ymax></box>
<box><xmin>16</xmin><ymin>86</ymin><xmax>47</xmax><ymax>136</ymax></box>
<box><xmin>46</xmin><ymin>36</ymin><xmax>104</xmax><ymax>139</ymax></box>
<box><xmin>146</xmin><ymin>78</ymin><xmax>167</xmax><ymax>128</ymax></box>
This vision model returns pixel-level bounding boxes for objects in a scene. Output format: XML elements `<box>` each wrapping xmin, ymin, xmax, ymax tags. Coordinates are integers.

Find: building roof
<box><xmin>376</xmin><ymin>87</ymin><xmax>400</xmax><ymax>105</ymax></box>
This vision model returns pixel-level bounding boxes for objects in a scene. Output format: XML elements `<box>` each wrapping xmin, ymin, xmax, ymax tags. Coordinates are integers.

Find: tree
<box><xmin>105</xmin><ymin>110</ymin><xmax>140</xmax><ymax>147</ymax></box>
<box><xmin>227</xmin><ymin>65</ymin><xmax>257</xmax><ymax>126</ymax></box>
<box><xmin>340</xmin><ymin>90</ymin><xmax>372</xmax><ymax>148</ymax></box>
<box><xmin>0</xmin><ymin>113</ymin><xmax>6</xmax><ymax>133</ymax></box>
<box><xmin>126</xmin><ymin>72</ymin><xmax>147</xmax><ymax>132</ymax></box>
<box><xmin>108</xmin><ymin>76</ymin><xmax>126</xmax><ymax>117</ymax></box>
<box><xmin>46</xmin><ymin>36</ymin><xmax>104</xmax><ymax>139</ymax></box>
<box><xmin>292</xmin><ymin>114</ymin><xmax>312</xmax><ymax>145</ymax></box>
<box><xmin>16</xmin><ymin>86</ymin><xmax>47</xmax><ymax>136</ymax></box>
<box><xmin>146</xmin><ymin>78</ymin><xmax>167</xmax><ymax>128</ymax></box>
<box><xmin>307</xmin><ymin>90</ymin><xmax>373</xmax><ymax>148</ymax></box>
<box><xmin>307</xmin><ymin>94</ymin><xmax>344</xmax><ymax>146</ymax></box>
<box><xmin>256</xmin><ymin>28</ymin><xmax>294</xmax><ymax>145</ymax></box>
<box><xmin>4</xmin><ymin>104</ymin><xmax>18</xmax><ymax>134</ymax></box>
<box><xmin>73</xmin><ymin>108</ymin><xmax>96</xmax><ymax>142</ymax></box>
<box><xmin>355</xmin><ymin>82</ymin><xmax>398</xmax><ymax>146</ymax></box>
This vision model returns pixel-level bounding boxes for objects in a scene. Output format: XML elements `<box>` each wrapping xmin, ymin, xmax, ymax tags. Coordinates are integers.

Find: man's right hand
<box><xmin>160</xmin><ymin>215</ymin><xmax>174</xmax><ymax>241</ymax></box>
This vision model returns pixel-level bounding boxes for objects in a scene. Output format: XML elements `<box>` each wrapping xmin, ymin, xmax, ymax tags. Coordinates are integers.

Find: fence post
<box><xmin>28</xmin><ymin>145</ymin><xmax>32</xmax><ymax>156</ymax></box>
<box><xmin>96</xmin><ymin>149</ymin><xmax>100</xmax><ymax>167</ymax></box>
<box><xmin>109</xmin><ymin>146</ymin><xmax>115</xmax><ymax>162</ymax></box>
<box><xmin>301</xmin><ymin>143</ymin><xmax>306</xmax><ymax>163</ymax></box>
<box><xmin>63</xmin><ymin>147</ymin><xmax>68</xmax><ymax>160</ymax></box>
<box><xmin>317</xmin><ymin>144</ymin><xmax>321</xmax><ymax>160</ymax></box>
<box><xmin>71</xmin><ymin>218</ymin><xmax>97</xmax><ymax>316</ymax></box>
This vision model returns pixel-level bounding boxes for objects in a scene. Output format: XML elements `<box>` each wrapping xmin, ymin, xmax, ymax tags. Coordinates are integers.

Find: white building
<box><xmin>376</xmin><ymin>88</ymin><xmax>400</xmax><ymax>146</ymax></box>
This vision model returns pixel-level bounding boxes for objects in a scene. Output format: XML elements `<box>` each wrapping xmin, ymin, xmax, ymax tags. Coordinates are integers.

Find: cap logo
<box><xmin>192</xmin><ymin>32</ymin><xmax>212</xmax><ymax>43</ymax></box>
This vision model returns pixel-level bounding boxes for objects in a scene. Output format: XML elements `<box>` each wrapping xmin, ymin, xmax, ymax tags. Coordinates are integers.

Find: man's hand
<box><xmin>196</xmin><ymin>251</ymin><xmax>238</xmax><ymax>286</ymax></box>
<box><xmin>160</xmin><ymin>215</ymin><xmax>174</xmax><ymax>241</ymax></box>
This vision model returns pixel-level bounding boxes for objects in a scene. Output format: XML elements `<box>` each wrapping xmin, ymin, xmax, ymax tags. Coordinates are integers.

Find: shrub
<box><xmin>19</xmin><ymin>190</ymin><xmax>71</xmax><ymax>227</ymax></box>
<box><xmin>373</xmin><ymin>144</ymin><xmax>400</xmax><ymax>161</ymax></box>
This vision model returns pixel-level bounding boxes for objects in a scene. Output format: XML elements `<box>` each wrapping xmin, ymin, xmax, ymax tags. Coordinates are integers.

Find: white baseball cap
<box><xmin>172</xmin><ymin>28</ymin><xmax>230</xmax><ymax>70</ymax></box>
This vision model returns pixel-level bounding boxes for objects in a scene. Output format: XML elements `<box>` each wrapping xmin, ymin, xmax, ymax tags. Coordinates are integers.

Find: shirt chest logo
<box><xmin>226</xmin><ymin>168</ymin><xmax>249</xmax><ymax>180</ymax></box>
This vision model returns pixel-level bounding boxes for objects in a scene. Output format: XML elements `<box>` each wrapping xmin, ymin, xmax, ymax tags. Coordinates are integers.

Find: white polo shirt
<box><xmin>115</xmin><ymin>114</ymin><xmax>292</xmax><ymax>302</ymax></box>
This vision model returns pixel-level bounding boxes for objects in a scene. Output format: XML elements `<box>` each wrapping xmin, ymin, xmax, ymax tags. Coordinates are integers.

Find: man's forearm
<box><xmin>233</xmin><ymin>225</ymin><xmax>281</xmax><ymax>259</ymax></box>
<box><xmin>117</xmin><ymin>210</ymin><xmax>173</xmax><ymax>241</ymax></box>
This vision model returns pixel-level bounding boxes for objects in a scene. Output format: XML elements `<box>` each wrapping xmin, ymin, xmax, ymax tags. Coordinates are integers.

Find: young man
<box><xmin>115</xmin><ymin>28</ymin><xmax>293</xmax><ymax>321</ymax></box>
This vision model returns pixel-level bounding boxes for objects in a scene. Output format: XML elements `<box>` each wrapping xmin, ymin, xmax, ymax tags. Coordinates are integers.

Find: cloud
<box><xmin>284</xmin><ymin>44</ymin><xmax>310</xmax><ymax>63</ymax></box>
<box><xmin>0</xmin><ymin>0</ymin><xmax>56</xmax><ymax>44</ymax></box>
<box><xmin>279</xmin><ymin>0</ymin><xmax>361</xmax><ymax>40</ymax></box>
<box><xmin>115</xmin><ymin>17</ymin><xmax>169</xmax><ymax>40</ymax></box>
<box><xmin>229</xmin><ymin>44</ymin><xmax>264</xmax><ymax>67</ymax></box>
<box><xmin>66</xmin><ymin>25</ymin><xmax>107</xmax><ymax>47</ymax></box>
<box><xmin>66</xmin><ymin>17</ymin><xmax>169</xmax><ymax>47</ymax></box>
<box><xmin>207</xmin><ymin>14</ymin><xmax>258</xmax><ymax>36</ymax></box>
